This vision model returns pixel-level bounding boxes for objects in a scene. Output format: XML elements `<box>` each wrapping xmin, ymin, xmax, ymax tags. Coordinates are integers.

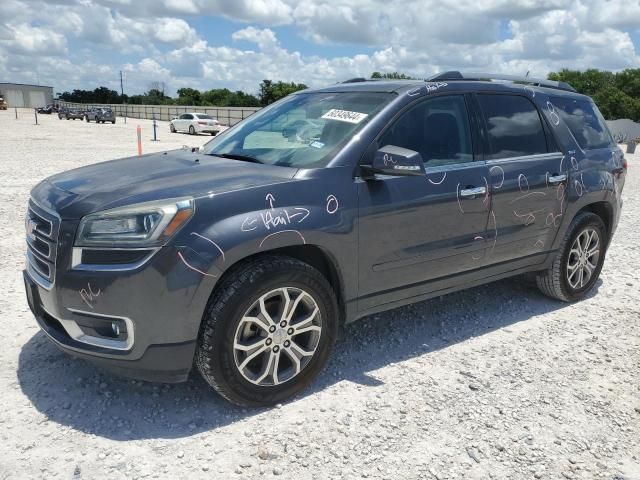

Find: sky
<box><xmin>0</xmin><ymin>0</ymin><xmax>639</xmax><ymax>97</ymax></box>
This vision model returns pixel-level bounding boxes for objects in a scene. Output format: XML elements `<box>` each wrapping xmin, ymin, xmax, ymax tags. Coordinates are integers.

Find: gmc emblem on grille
<box><xmin>26</xmin><ymin>218</ymin><xmax>37</xmax><ymax>241</ymax></box>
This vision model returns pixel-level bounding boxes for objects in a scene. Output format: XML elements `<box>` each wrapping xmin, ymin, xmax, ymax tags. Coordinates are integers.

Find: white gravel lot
<box><xmin>0</xmin><ymin>108</ymin><xmax>638</xmax><ymax>480</ymax></box>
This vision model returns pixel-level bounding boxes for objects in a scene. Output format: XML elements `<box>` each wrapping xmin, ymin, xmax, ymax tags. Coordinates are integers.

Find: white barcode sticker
<box><xmin>321</xmin><ymin>109</ymin><xmax>368</xmax><ymax>124</ymax></box>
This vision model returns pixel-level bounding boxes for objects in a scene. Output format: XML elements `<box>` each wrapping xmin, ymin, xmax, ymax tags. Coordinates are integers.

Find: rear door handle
<box><xmin>460</xmin><ymin>186</ymin><xmax>486</xmax><ymax>198</ymax></box>
<box><xmin>548</xmin><ymin>174</ymin><xmax>567</xmax><ymax>184</ymax></box>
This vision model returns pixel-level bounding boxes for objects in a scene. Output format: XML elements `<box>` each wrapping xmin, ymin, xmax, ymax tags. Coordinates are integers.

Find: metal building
<box><xmin>0</xmin><ymin>83</ymin><xmax>54</xmax><ymax>108</ymax></box>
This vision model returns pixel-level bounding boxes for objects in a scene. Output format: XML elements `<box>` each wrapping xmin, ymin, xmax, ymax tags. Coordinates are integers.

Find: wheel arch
<box><xmin>205</xmin><ymin>245</ymin><xmax>347</xmax><ymax>326</ymax></box>
<box><xmin>577</xmin><ymin>201</ymin><xmax>613</xmax><ymax>245</ymax></box>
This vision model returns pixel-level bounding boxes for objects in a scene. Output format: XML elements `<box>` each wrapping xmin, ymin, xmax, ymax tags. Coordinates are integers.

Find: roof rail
<box><xmin>427</xmin><ymin>71</ymin><xmax>577</xmax><ymax>93</ymax></box>
<box><xmin>342</xmin><ymin>77</ymin><xmax>369</xmax><ymax>83</ymax></box>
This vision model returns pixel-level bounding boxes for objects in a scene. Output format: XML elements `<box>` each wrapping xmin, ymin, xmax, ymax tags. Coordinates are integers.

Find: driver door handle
<box><xmin>460</xmin><ymin>186</ymin><xmax>486</xmax><ymax>198</ymax></box>
<box><xmin>548</xmin><ymin>174</ymin><xmax>567</xmax><ymax>184</ymax></box>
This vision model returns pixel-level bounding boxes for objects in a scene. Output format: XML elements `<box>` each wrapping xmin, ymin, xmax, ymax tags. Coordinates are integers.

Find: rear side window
<box><xmin>477</xmin><ymin>94</ymin><xmax>548</xmax><ymax>159</ymax></box>
<box><xmin>551</xmin><ymin>97</ymin><xmax>613</xmax><ymax>150</ymax></box>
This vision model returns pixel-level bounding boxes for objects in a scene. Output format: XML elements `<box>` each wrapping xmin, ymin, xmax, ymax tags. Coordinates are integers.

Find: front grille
<box><xmin>26</xmin><ymin>201</ymin><xmax>60</xmax><ymax>288</ymax></box>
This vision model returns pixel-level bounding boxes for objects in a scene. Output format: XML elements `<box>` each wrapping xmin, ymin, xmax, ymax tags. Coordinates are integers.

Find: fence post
<box><xmin>15</xmin><ymin>107</ymin><xmax>17</xmax><ymax>120</ymax></box>
<box><xmin>152</xmin><ymin>112</ymin><xmax>158</xmax><ymax>141</ymax></box>
<box><xmin>34</xmin><ymin>109</ymin><xmax>38</xmax><ymax>125</ymax></box>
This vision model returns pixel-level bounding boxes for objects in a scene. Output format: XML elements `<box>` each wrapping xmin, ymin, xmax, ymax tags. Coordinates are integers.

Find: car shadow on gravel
<box><xmin>17</xmin><ymin>276</ymin><xmax>601</xmax><ymax>440</ymax></box>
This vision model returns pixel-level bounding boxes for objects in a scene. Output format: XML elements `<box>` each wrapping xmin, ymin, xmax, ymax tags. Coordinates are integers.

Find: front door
<box><xmin>357</xmin><ymin>94</ymin><xmax>490</xmax><ymax>311</ymax></box>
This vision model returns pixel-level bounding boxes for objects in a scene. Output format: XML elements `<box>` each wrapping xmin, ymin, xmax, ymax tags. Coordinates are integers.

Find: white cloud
<box><xmin>0</xmin><ymin>0</ymin><xmax>638</xmax><ymax>96</ymax></box>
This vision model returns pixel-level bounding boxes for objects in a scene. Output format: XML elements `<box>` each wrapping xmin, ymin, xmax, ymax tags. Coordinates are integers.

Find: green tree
<box><xmin>614</xmin><ymin>69</ymin><xmax>640</xmax><ymax>99</ymax></box>
<box><xmin>176</xmin><ymin>87</ymin><xmax>202</xmax><ymax>105</ymax></box>
<box><xmin>258</xmin><ymin>80</ymin><xmax>307</xmax><ymax>106</ymax></box>
<box><xmin>371</xmin><ymin>71</ymin><xmax>415</xmax><ymax>80</ymax></box>
<box><xmin>548</xmin><ymin>68</ymin><xmax>640</xmax><ymax>121</ymax></box>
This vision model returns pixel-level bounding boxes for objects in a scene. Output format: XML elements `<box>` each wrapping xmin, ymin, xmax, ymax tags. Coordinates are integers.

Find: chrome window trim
<box><xmin>484</xmin><ymin>152</ymin><xmax>563</xmax><ymax>166</ymax></box>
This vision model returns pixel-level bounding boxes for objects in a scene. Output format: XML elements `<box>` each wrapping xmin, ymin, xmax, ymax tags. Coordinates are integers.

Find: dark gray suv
<box><xmin>23</xmin><ymin>72</ymin><xmax>626</xmax><ymax>406</ymax></box>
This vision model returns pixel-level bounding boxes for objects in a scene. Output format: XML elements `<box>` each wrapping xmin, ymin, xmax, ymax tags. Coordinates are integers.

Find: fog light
<box><xmin>111</xmin><ymin>321</ymin><xmax>120</xmax><ymax>336</ymax></box>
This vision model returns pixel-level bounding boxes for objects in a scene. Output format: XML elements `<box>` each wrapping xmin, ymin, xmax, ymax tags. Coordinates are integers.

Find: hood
<box><xmin>31</xmin><ymin>149</ymin><xmax>298</xmax><ymax>219</ymax></box>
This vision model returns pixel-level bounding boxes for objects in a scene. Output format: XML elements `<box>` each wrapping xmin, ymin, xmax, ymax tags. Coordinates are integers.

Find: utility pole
<box><xmin>120</xmin><ymin>70</ymin><xmax>127</xmax><ymax>124</ymax></box>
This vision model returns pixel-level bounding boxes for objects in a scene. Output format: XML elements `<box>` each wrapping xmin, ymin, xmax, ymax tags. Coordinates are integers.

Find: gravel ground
<box><xmin>1</xmin><ymin>109</ymin><xmax>638</xmax><ymax>480</ymax></box>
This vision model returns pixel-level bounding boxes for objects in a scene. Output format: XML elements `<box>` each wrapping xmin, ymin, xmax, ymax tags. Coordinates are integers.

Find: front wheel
<box><xmin>536</xmin><ymin>212</ymin><xmax>607</xmax><ymax>302</ymax></box>
<box><xmin>170</xmin><ymin>123</ymin><xmax>176</xmax><ymax>133</ymax></box>
<box><xmin>196</xmin><ymin>256</ymin><xmax>338</xmax><ymax>407</ymax></box>
<box><xmin>85</xmin><ymin>116</ymin><xmax>90</xmax><ymax>122</ymax></box>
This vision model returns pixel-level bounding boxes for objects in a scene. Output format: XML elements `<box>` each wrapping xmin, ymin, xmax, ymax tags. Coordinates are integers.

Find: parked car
<box><xmin>36</xmin><ymin>105</ymin><xmax>54</xmax><ymax>114</ymax></box>
<box><xmin>24</xmin><ymin>73</ymin><xmax>626</xmax><ymax>407</ymax></box>
<box><xmin>58</xmin><ymin>108</ymin><xmax>85</xmax><ymax>120</ymax></box>
<box><xmin>86</xmin><ymin>108</ymin><xmax>115</xmax><ymax>124</ymax></box>
<box><xmin>170</xmin><ymin>112</ymin><xmax>222</xmax><ymax>135</ymax></box>
<box><xmin>0</xmin><ymin>95</ymin><xmax>7</xmax><ymax>110</ymax></box>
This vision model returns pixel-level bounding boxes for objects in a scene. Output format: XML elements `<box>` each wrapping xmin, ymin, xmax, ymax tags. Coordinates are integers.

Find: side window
<box><xmin>477</xmin><ymin>94</ymin><xmax>548</xmax><ymax>159</ymax></box>
<box><xmin>184</xmin><ymin>114</ymin><xmax>193</xmax><ymax>120</ymax></box>
<box><xmin>379</xmin><ymin>95</ymin><xmax>473</xmax><ymax>166</ymax></box>
<box><xmin>551</xmin><ymin>97</ymin><xmax>613</xmax><ymax>150</ymax></box>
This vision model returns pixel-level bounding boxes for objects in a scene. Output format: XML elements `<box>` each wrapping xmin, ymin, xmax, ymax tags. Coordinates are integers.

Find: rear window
<box><xmin>551</xmin><ymin>97</ymin><xmax>613</xmax><ymax>150</ymax></box>
<box><xmin>196</xmin><ymin>114</ymin><xmax>214</xmax><ymax>120</ymax></box>
<box><xmin>477</xmin><ymin>94</ymin><xmax>548</xmax><ymax>160</ymax></box>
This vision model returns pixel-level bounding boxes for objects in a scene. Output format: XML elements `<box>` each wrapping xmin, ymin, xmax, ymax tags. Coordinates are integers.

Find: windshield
<box><xmin>202</xmin><ymin>91</ymin><xmax>394</xmax><ymax>168</ymax></box>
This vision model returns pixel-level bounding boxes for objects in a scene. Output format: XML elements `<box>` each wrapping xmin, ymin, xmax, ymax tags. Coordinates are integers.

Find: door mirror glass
<box><xmin>362</xmin><ymin>145</ymin><xmax>425</xmax><ymax>178</ymax></box>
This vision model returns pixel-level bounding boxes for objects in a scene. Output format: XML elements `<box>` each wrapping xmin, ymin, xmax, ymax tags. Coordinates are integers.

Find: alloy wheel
<box><xmin>233</xmin><ymin>287</ymin><xmax>322</xmax><ymax>387</ymax></box>
<box><xmin>566</xmin><ymin>227</ymin><xmax>600</xmax><ymax>289</ymax></box>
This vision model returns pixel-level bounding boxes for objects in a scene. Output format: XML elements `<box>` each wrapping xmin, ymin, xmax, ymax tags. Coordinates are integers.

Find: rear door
<box><xmin>476</xmin><ymin>93</ymin><xmax>567</xmax><ymax>265</ymax></box>
<box><xmin>357</xmin><ymin>94</ymin><xmax>491</xmax><ymax>310</ymax></box>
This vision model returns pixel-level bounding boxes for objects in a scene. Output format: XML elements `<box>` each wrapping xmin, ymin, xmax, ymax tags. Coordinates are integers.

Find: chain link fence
<box><xmin>56</xmin><ymin>101</ymin><xmax>261</xmax><ymax>126</ymax></box>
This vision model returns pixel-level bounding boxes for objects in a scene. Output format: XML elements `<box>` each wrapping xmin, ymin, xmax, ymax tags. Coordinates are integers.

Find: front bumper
<box><xmin>24</xmin><ymin>269</ymin><xmax>197</xmax><ymax>382</ymax></box>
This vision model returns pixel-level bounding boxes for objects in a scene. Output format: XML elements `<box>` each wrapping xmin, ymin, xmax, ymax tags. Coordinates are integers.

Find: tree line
<box><xmin>57</xmin><ymin>69</ymin><xmax>640</xmax><ymax>121</ymax></box>
<box><xmin>58</xmin><ymin>80</ymin><xmax>308</xmax><ymax>108</ymax></box>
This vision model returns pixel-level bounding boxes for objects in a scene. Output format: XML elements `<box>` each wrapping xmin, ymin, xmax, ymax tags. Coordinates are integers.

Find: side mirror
<box><xmin>361</xmin><ymin>145</ymin><xmax>425</xmax><ymax>179</ymax></box>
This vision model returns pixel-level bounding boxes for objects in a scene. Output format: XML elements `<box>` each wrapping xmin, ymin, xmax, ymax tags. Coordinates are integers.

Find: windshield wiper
<box><xmin>213</xmin><ymin>152</ymin><xmax>263</xmax><ymax>164</ymax></box>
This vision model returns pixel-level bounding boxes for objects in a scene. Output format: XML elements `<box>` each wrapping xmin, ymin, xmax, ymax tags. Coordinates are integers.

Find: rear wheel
<box><xmin>196</xmin><ymin>256</ymin><xmax>338</xmax><ymax>407</ymax></box>
<box><xmin>189</xmin><ymin>125</ymin><xmax>196</xmax><ymax>135</ymax></box>
<box><xmin>536</xmin><ymin>212</ymin><xmax>606</xmax><ymax>302</ymax></box>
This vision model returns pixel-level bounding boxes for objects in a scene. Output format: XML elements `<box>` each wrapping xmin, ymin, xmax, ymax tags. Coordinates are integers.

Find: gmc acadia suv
<box><xmin>23</xmin><ymin>72</ymin><xmax>626</xmax><ymax>406</ymax></box>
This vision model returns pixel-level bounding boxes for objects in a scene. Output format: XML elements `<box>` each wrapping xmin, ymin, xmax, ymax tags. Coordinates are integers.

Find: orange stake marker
<box><xmin>137</xmin><ymin>125</ymin><xmax>142</xmax><ymax>156</ymax></box>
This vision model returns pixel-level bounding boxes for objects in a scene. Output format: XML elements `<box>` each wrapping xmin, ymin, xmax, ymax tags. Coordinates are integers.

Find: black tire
<box><xmin>196</xmin><ymin>255</ymin><xmax>338</xmax><ymax>407</ymax></box>
<box><xmin>536</xmin><ymin>212</ymin><xmax>607</xmax><ymax>302</ymax></box>
<box><xmin>170</xmin><ymin>123</ymin><xmax>176</xmax><ymax>133</ymax></box>
<box><xmin>211</xmin><ymin>132</ymin><xmax>216</xmax><ymax>136</ymax></box>
<box><xmin>111</xmin><ymin>120</ymin><xmax>115</xmax><ymax>124</ymax></box>
<box><xmin>189</xmin><ymin>125</ymin><xmax>196</xmax><ymax>135</ymax></box>
<box><xmin>85</xmin><ymin>116</ymin><xmax>90</xmax><ymax>122</ymax></box>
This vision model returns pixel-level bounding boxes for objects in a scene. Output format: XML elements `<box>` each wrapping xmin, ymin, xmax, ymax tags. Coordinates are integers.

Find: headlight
<box><xmin>75</xmin><ymin>198</ymin><xmax>194</xmax><ymax>247</ymax></box>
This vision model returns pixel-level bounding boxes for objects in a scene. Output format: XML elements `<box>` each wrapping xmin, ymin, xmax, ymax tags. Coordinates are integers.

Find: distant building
<box><xmin>0</xmin><ymin>83</ymin><xmax>54</xmax><ymax>108</ymax></box>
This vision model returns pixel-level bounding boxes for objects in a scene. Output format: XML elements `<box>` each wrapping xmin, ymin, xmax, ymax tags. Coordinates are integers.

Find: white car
<box><xmin>170</xmin><ymin>112</ymin><xmax>223</xmax><ymax>135</ymax></box>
